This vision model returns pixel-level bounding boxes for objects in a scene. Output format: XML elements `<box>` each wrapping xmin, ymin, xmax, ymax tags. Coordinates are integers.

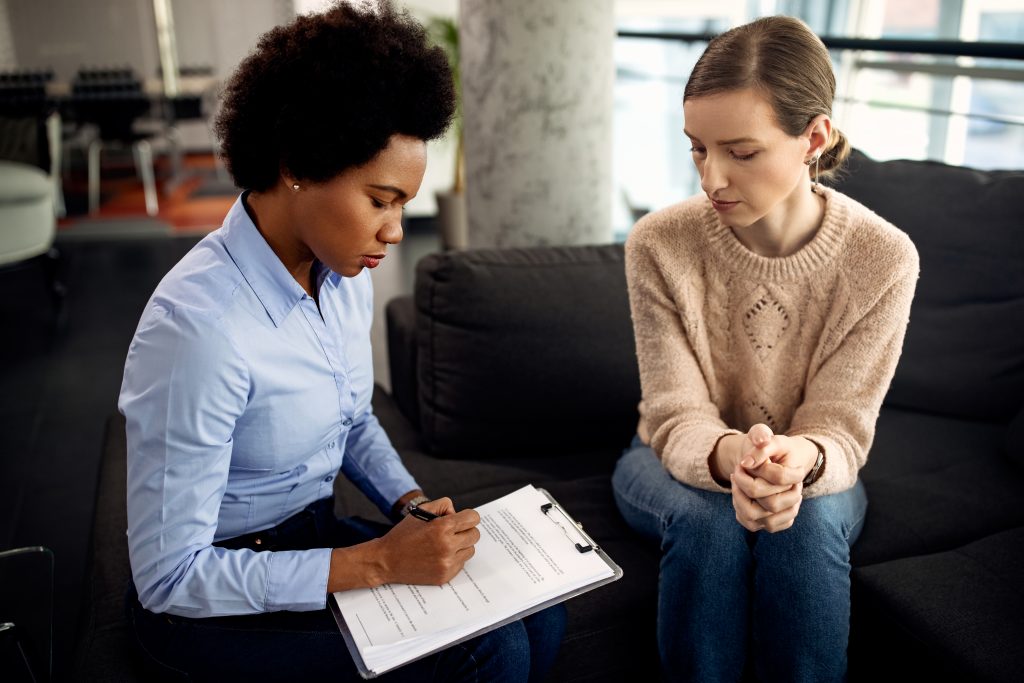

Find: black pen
<box><xmin>408</xmin><ymin>505</ymin><xmax>438</xmax><ymax>522</ymax></box>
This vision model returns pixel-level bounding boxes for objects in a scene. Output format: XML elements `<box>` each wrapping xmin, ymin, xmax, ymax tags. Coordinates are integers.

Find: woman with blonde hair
<box><xmin>612</xmin><ymin>15</ymin><xmax>918</xmax><ymax>682</ymax></box>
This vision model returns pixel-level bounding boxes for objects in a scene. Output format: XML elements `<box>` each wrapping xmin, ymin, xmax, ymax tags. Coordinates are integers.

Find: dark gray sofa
<box><xmin>75</xmin><ymin>150</ymin><xmax>1024</xmax><ymax>681</ymax></box>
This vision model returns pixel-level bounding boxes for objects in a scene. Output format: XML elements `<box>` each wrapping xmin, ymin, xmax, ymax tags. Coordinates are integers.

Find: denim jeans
<box><xmin>127</xmin><ymin>497</ymin><xmax>566</xmax><ymax>683</ymax></box>
<box><xmin>612</xmin><ymin>437</ymin><xmax>867</xmax><ymax>683</ymax></box>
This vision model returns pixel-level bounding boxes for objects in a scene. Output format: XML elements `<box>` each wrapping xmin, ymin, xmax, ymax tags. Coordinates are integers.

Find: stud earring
<box><xmin>292</xmin><ymin>183</ymin><xmax>300</xmax><ymax>191</ymax></box>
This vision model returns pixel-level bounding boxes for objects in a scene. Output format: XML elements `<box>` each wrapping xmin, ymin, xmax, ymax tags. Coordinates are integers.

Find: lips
<box><xmin>361</xmin><ymin>255</ymin><xmax>385</xmax><ymax>269</ymax></box>
<box><xmin>710</xmin><ymin>197</ymin><xmax>739</xmax><ymax>212</ymax></box>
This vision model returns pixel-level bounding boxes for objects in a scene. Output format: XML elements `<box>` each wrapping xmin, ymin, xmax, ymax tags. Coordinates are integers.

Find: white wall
<box><xmin>293</xmin><ymin>0</ymin><xmax>461</xmax><ymax>217</ymax></box>
<box><xmin>6</xmin><ymin>0</ymin><xmax>159</xmax><ymax>81</ymax></box>
<box><xmin>0</xmin><ymin>0</ymin><xmax>16</xmax><ymax>70</ymax></box>
<box><xmin>171</xmin><ymin>0</ymin><xmax>292</xmax><ymax>80</ymax></box>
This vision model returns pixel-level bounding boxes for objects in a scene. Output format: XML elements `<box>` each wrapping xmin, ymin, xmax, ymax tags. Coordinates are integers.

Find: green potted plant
<box><xmin>427</xmin><ymin>15</ymin><xmax>467</xmax><ymax>249</ymax></box>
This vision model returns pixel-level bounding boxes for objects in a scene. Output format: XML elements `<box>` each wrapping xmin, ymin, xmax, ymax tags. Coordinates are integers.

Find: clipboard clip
<box><xmin>541</xmin><ymin>502</ymin><xmax>594</xmax><ymax>553</ymax></box>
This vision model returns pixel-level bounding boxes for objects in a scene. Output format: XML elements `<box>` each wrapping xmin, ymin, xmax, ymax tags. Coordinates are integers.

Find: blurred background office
<box><xmin>0</xmin><ymin>0</ymin><xmax>1021</xmax><ymax>680</ymax></box>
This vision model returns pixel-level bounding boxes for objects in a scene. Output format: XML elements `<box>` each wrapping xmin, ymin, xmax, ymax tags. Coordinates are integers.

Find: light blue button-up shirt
<box><xmin>119</xmin><ymin>194</ymin><xmax>419</xmax><ymax>618</ymax></box>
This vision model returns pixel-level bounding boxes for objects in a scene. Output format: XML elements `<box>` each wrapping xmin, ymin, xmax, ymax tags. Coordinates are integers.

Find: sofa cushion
<box><xmin>832</xmin><ymin>150</ymin><xmax>1024</xmax><ymax>422</ymax></box>
<box><xmin>851</xmin><ymin>406</ymin><xmax>1022</xmax><ymax>567</ymax></box>
<box><xmin>413</xmin><ymin>245</ymin><xmax>640</xmax><ymax>459</ymax></box>
<box><xmin>851</xmin><ymin>527</ymin><xmax>1024</xmax><ymax>683</ymax></box>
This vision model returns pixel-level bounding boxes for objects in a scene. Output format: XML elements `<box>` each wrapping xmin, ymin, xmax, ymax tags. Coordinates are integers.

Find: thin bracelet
<box><xmin>399</xmin><ymin>495</ymin><xmax>431</xmax><ymax>517</ymax></box>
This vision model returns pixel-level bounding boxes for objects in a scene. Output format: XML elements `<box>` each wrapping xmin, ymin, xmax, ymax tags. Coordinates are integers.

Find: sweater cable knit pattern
<box><xmin>625</xmin><ymin>187</ymin><xmax>919</xmax><ymax>498</ymax></box>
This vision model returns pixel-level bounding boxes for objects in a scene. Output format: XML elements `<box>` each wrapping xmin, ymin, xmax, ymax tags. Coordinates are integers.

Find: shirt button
<box><xmin>328</xmin><ymin>442</ymin><xmax>336</xmax><ymax>449</ymax></box>
<box><xmin>342</xmin><ymin>418</ymin><xmax>353</xmax><ymax>427</ymax></box>
<box><xmin>324</xmin><ymin>475</ymin><xmax>334</xmax><ymax>483</ymax></box>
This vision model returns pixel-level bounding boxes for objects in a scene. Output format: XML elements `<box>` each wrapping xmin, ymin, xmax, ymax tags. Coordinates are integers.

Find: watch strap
<box><xmin>803</xmin><ymin>446</ymin><xmax>825</xmax><ymax>486</ymax></box>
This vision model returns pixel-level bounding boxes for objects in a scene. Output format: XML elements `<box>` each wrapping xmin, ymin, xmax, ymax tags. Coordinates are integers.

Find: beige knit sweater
<box><xmin>625</xmin><ymin>187</ymin><xmax>919</xmax><ymax>498</ymax></box>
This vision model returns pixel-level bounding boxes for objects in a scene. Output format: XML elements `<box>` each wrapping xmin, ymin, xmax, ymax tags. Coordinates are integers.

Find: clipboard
<box><xmin>330</xmin><ymin>486</ymin><xmax>623</xmax><ymax>679</ymax></box>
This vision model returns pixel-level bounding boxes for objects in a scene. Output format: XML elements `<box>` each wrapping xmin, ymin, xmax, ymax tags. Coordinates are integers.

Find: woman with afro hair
<box><xmin>119</xmin><ymin>2</ymin><xmax>565</xmax><ymax>680</ymax></box>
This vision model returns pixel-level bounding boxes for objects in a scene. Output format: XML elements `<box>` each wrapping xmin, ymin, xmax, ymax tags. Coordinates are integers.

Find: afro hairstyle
<box><xmin>214</xmin><ymin>0</ymin><xmax>455</xmax><ymax>192</ymax></box>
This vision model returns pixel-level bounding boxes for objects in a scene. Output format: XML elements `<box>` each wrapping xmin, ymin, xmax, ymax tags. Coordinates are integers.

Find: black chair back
<box><xmin>0</xmin><ymin>69</ymin><xmax>54</xmax><ymax>118</ymax></box>
<box><xmin>69</xmin><ymin>67</ymin><xmax>151</xmax><ymax>142</ymax></box>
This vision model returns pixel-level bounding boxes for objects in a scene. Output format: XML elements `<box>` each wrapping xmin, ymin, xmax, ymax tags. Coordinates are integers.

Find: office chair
<box><xmin>0</xmin><ymin>70</ymin><xmax>64</xmax><ymax>217</ymax></box>
<box><xmin>69</xmin><ymin>68</ymin><xmax>163</xmax><ymax>216</ymax></box>
<box><xmin>0</xmin><ymin>112</ymin><xmax>68</xmax><ymax>319</ymax></box>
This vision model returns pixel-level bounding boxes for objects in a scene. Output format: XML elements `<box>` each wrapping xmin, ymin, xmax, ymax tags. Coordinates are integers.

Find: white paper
<box><xmin>332</xmin><ymin>485</ymin><xmax>614</xmax><ymax>675</ymax></box>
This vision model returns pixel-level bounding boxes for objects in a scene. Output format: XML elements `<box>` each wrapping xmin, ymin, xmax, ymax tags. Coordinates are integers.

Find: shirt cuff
<box><xmin>264</xmin><ymin>547</ymin><xmax>333</xmax><ymax>612</ymax></box>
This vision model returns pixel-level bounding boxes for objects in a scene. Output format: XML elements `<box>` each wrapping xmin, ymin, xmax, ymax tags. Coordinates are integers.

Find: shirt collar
<box><xmin>314</xmin><ymin>258</ymin><xmax>343</xmax><ymax>290</ymax></box>
<box><xmin>220</xmin><ymin>193</ymin><xmax>312</xmax><ymax>327</ymax></box>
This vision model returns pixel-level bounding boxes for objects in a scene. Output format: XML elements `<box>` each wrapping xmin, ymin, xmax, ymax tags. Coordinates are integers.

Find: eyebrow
<box><xmin>683</xmin><ymin>129</ymin><xmax>761</xmax><ymax>146</ymax></box>
<box><xmin>368</xmin><ymin>184</ymin><xmax>408</xmax><ymax>200</ymax></box>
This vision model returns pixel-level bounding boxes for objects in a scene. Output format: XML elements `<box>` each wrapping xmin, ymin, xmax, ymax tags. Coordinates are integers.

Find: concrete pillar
<box><xmin>460</xmin><ymin>0</ymin><xmax>615</xmax><ymax>247</ymax></box>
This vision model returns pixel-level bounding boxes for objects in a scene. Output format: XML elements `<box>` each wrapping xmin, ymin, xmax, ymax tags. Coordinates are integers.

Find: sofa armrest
<box><xmin>386</xmin><ymin>295</ymin><xmax>420</xmax><ymax>430</ymax></box>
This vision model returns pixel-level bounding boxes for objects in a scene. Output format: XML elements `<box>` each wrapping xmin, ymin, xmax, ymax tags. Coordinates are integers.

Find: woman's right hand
<box><xmin>731</xmin><ymin>465</ymin><xmax>803</xmax><ymax>533</ymax></box>
<box><xmin>328</xmin><ymin>497</ymin><xmax>481</xmax><ymax>592</ymax></box>
<box><xmin>711</xmin><ymin>422</ymin><xmax>776</xmax><ymax>483</ymax></box>
<box><xmin>728</xmin><ymin>424</ymin><xmax>803</xmax><ymax>533</ymax></box>
<box><xmin>373</xmin><ymin>497</ymin><xmax>481</xmax><ymax>585</ymax></box>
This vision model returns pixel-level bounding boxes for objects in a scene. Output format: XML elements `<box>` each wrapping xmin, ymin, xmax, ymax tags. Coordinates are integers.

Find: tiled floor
<box><xmin>59</xmin><ymin>151</ymin><xmax>236</xmax><ymax>233</ymax></box>
<box><xmin>1</xmin><ymin>152</ymin><xmax>440</xmax><ymax>678</ymax></box>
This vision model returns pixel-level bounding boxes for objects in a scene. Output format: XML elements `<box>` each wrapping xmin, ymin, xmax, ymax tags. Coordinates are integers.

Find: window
<box><xmin>612</xmin><ymin>0</ymin><xmax>1024</xmax><ymax>235</ymax></box>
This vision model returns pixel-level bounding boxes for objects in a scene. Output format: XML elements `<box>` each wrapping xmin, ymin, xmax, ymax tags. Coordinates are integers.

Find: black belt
<box><xmin>213</xmin><ymin>497</ymin><xmax>334</xmax><ymax>552</ymax></box>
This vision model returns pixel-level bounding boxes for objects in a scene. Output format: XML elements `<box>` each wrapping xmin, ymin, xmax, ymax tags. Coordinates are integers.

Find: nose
<box><xmin>699</xmin><ymin>155</ymin><xmax>728</xmax><ymax>196</ymax></box>
<box><xmin>378</xmin><ymin>213</ymin><xmax>404</xmax><ymax>246</ymax></box>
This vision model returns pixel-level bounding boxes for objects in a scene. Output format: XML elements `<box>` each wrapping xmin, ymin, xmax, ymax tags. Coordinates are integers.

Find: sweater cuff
<box><xmin>661</xmin><ymin>424</ymin><xmax>742</xmax><ymax>493</ymax></box>
<box><xmin>787</xmin><ymin>433</ymin><xmax>848</xmax><ymax>498</ymax></box>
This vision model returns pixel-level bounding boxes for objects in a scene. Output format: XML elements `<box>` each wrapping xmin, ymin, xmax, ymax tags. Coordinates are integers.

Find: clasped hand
<box><xmin>374</xmin><ymin>497</ymin><xmax>481</xmax><ymax>585</ymax></box>
<box><xmin>730</xmin><ymin>424</ymin><xmax>817</xmax><ymax>533</ymax></box>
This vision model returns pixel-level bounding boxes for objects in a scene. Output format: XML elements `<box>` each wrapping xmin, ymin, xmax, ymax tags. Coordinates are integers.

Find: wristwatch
<box><xmin>803</xmin><ymin>446</ymin><xmax>825</xmax><ymax>486</ymax></box>
<box><xmin>399</xmin><ymin>495</ymin><xmax>431</xmax><ymax>517</ymax></box>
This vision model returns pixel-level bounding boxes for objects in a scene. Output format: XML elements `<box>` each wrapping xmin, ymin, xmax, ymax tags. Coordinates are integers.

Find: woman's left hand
<box><xmin>739</xmin><ymin>428</ymin><xmax>818</xmax><ymax>488</ymax></box>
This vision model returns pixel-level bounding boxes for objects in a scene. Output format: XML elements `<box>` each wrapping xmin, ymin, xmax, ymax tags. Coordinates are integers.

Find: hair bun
<box><xmin>818</xmin><ymin>127</ymin><xmax>851</xmax><ymax>179</ymax></box>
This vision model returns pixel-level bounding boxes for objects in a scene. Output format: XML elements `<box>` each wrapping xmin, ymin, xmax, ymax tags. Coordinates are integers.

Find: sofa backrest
<box><xmin>832</xmin><ymin>150</ymin><xmax>1024</xmax><ymax>422</ymax></box>
<box><xmin>413</xmin><ymin>245</ymin><xmax>640</xmax><ymax>458</ymax></box>
<box><xmin>405</xmin><ymin>151</ymin><xmax>1024</xmax><ymax>457</ymax></box>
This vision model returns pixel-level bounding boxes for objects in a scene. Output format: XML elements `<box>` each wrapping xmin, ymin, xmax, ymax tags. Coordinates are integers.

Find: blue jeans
<box><xmin>127</xmin><ymin>497</ymin><xmax>566</xmax><ymax>683</ymax></box>
<box><xmin>612</xmin><ymin>437</ymin><xmax>867</xmax><ymax>683</ymax></box>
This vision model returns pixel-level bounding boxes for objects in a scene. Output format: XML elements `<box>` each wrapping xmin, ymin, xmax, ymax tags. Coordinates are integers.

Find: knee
<box><xmin>467</xmin><ymin>620</ymin><xmax>532</xmax><ymax>682</ymax></box>
<box><xmin>793</xmin><ymin>492</ymin><xmax>858</xmax><ymax>546</ymax></box>
<box><xmin>754</xmin><ymin>494</ymin><xmax>856</xmax><ymax>570</ymax></box>
<box><xmin>612</xmin><ymin>443</ymin><xmax>745</xmax><ymax>551</ymax></box>
<box><xmin>611</xmin><ymin>444</ymin><xmax>672</xmax><ymax>540</ymax></box>
<box><xmin>524</xmin><ymin>603</ymin><xmax>567</xmax><ymax>649</ymax></box>
<box><xmin>661</xmin><ymin>497</ymin><xmax>747</xmax><ymax>562</ymax></box>
<box><xmin>611</xmin><ymin>442</ymin><xmax>657</xmax><ymax>497</ymax></box>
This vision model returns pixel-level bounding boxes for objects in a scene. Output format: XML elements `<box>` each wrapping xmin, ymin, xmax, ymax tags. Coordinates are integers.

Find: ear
<box><xmin>803</xmin><ymin>114</ymin><xmax>832</xmax><ymax>160</ymax></box>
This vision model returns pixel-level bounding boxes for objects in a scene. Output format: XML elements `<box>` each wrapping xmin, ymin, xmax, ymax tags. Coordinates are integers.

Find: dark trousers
<box><xmin>127</xmin><ymin>497</ymin><xmax>566</xmax><ymax>683</ymax></box>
